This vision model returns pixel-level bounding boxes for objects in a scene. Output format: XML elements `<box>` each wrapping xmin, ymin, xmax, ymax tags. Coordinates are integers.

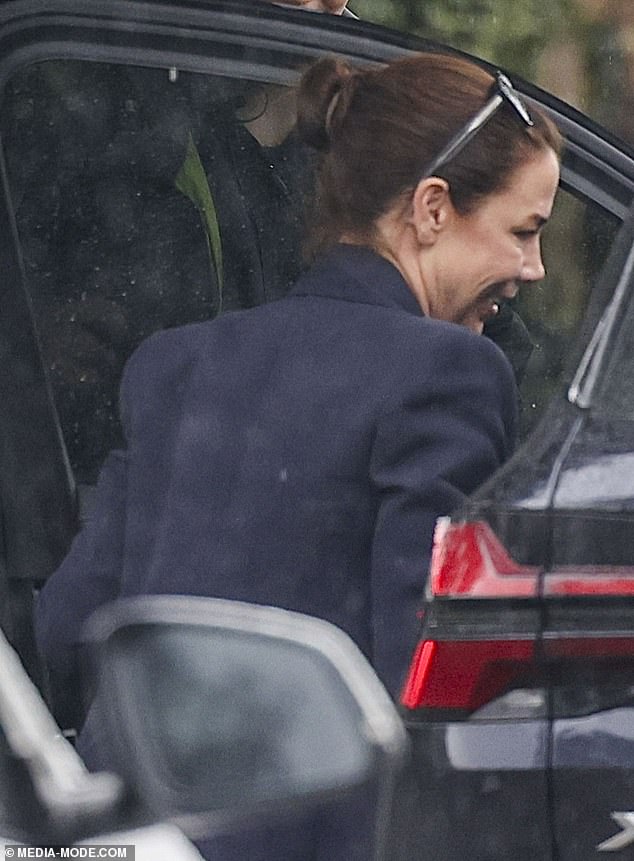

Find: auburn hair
<box><xmin>296</xmin><ymin>53</ymin><xmax>562</xmax><ymax>255</ymax></box>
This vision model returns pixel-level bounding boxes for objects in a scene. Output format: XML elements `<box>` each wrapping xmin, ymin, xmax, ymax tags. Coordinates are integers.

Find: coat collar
<box><xmin>290</xmin><ymin>244</ymin><xmax>424</xmax><ymax>318</ymax></box>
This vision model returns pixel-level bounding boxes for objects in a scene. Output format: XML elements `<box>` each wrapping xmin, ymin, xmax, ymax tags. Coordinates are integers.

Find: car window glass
<box><xmin>592</xmin><ymin>244</ymin><xmax>634</xmax><ymax>416</ymax></box>
<box><xmin>515</xmin><ymin>190</ymin><xmax>619</xmax><ymax>435</ymax></box>
<box><xmin>2</xmin><ymin>59</ymin><xmax>311</xmax><ymax>485</ymax></box>
<box><xmin>0</xmin><ymin>57</ymin><xmax>623</xmax><ymax>486</ymax></box>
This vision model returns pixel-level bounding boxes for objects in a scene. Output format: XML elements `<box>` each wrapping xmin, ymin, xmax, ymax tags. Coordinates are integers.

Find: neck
<box><xmin>238</xmin><ymin>86</ymin><xmax>297</xmax><ymax>147</ymax></box>
<box><xmin>358</xmin><ymin>216</ymin><xmax>431</xmax><ymax>316</ymax></box>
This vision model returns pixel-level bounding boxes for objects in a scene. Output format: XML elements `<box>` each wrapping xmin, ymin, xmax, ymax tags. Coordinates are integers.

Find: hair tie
<box><xmin>325</xmin><ymin>90</ymin><xmax>342</xmax><ymax>136</ymax></box>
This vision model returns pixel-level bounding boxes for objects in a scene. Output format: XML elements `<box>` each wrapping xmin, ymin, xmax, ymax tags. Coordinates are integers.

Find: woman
<box><xmin>36</xmin><ymin>52</ymin><xmax>561</xmax><ymax>723</ymax></box>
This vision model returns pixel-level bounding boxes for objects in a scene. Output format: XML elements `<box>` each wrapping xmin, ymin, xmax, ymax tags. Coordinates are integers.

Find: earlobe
<box><xmin>411</xmin><ymin>177</ymin><xmax>452</xmax><ymax>245</ymax></box>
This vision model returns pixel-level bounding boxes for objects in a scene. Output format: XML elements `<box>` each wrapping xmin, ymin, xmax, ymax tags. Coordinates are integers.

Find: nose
<box><xmin>520</xmin><ymin>236</ymin><xmax>545</xmax><ymax>283</ymax></box>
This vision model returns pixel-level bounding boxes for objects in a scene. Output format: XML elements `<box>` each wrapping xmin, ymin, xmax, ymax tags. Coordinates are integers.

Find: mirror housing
<box><xmin>83</xmin><ymin>596</ymin><xmax>407</xmax><ymax>854</ymax></box>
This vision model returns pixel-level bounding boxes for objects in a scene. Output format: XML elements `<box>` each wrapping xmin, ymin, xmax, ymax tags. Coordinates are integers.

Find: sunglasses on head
<box><xmin>419</xmin><ymin>70</ymin><xmax>534</xmax><ymax>181</ymax></box>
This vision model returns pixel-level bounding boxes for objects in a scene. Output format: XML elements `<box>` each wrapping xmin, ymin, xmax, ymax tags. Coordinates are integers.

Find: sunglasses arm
<box><xmin>422</xmin><ymin>93</ymin><xmax>503</xmax><ymax>179</ymax></box>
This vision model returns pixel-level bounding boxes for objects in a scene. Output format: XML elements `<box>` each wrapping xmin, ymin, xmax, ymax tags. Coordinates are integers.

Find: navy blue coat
<box><xmin>36</xmin><ymin>244</ymin><xmax>517</xmax><ymax>709</ymax></box>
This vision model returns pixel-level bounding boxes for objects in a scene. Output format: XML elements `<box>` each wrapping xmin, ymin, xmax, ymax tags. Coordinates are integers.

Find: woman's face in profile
<box><xmin>426</xmin><ymin>147</ymin><xmax>560</xmax><ymax>334</ymax></box>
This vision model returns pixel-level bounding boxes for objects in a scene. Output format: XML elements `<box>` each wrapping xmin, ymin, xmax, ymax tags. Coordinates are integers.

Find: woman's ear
<box><xmin>410</xmin><ymin>177</ymin><xmax>453</xmax><ymax>245</ymax></box>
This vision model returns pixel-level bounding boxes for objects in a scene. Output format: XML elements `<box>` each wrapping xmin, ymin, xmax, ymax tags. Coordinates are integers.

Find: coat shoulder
<box><xmin>379</xmin><ymin>311</ymin><xmax>515</xmax><ymax>385</ymax></box>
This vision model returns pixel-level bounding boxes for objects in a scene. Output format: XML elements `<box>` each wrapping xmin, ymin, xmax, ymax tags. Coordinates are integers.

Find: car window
<box><xmin>0</xmin><ymin>56</ymin><xmax>624</xmax><ymax>487</ymax></box>
<box><xmin>591</xmin><ymin>239</ymin><xmax>634</xmax><ymax>417</ymax></box>
<box><xmin>3</xmin><ymin>59</ymin><xmax>312</xmax><ymax>485</ymax></box>
<box><xmin>516</xmin><ymin>189</ymin><xmax>619</xmax><ymax>434</ymax></box>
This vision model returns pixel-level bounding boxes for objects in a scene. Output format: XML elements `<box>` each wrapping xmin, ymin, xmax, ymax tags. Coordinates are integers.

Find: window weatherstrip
<box><xmin>568</xmin><ymin>239</ymin><xmax>634</xmax><ymax>408</ymax></box>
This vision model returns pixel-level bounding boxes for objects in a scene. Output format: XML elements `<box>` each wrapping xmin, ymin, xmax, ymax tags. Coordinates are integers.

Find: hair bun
<box><xmin>296</xmin><ymin>56</ymin><xmax>356</xmax><ymax>151</ymax></box>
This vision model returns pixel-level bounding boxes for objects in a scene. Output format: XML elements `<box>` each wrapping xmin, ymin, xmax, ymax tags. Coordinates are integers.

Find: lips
<box><xmin>477</xmin><ymin>297</ymin><xmax>502</xmax><ymax>323</ymax></box>
<box><xmin>478</xmin><ymin>282</ymin><xmax>518</xmax><ymax>322</ymax></box>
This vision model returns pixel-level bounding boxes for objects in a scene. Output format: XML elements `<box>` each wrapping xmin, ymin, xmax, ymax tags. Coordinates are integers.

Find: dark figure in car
<box><xmin>3</xmin><ymin>59</ymin><xmax>316</xmax><ymax>483</ymax></box>
<box><xmin>3</xmin><ymin>0</ymin><xmax>359</xmax><ymax>489</ymax></box>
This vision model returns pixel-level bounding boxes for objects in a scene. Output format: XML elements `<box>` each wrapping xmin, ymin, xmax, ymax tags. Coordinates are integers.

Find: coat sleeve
<box><xmin>368</xmin><ymin>328</ymin><xmax>518</xmax><ymax>698</ymax></box>
<box><xmin>34</xmin><ymin>327</ymin><xmax>201</xmax><ymax>727</ymax></box>
<box><xmin>34</xmin><ymin>448</ymin><xmax>128</xmax><ymax>727</ymax></box>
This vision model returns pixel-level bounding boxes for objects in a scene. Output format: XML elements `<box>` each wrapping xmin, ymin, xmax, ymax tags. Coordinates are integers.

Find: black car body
<box><xmin>0</xmin><ymin>1</ymin><xmax>634</xmax><ymax>858</ymax></box>
<box><xmin>398</xmin><ymin>248</ymin><xmax>634</xmax><ymax>856</ymax></box>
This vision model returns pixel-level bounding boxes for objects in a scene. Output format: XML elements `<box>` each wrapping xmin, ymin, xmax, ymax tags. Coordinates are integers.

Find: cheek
<box><xmin>505</xmin><ymin>245</ymin><xmax>524</xmax><ymax>274</ymax></box>
<box><xmin>482</xmin><ymin>236</ymin><xmax>523</xmax><ymax>275</ymax></box>
<box><xmin>462</xmin><ymin>215</ymin><xmax>517</xmax><ymax>264</ymax></box>
<box><xmin>454</xmin><ymin>224</ymin><xmax>502</xmax><ymax>269</ymax></box>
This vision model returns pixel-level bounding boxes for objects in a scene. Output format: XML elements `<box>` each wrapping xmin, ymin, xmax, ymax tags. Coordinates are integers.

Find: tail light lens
<box><xmin>401</xmin><ymin>518</ymin><xmax>634</xmax><ymax>714</ymax></box>
<box><xmin>401</xmin><ymin>638</ymin><xmax>535</xmax><ymax>711</ymax></box>
<box><xmin>544</xmin><ymin>568</ymin><xmax>634</xmax><ymax>595</ymax></box>
<box><xmin>429</xmin><ymin>517</ymin><xmax>539</xmax><ymax>597</ymax></box>
<box><xmin>401</xmin><ymin>518</ymin><xmax>540</xmax><ymax>711</ymax></box>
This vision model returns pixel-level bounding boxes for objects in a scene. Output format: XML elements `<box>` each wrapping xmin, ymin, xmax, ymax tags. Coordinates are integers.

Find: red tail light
<box><xmin>544</xmin><ymin>568</ymin><xmax>634</xmax><ymax>595</ymax></box>
<box><xmin>402</xmin><ymin>519</ymin><xmax>539</xmax><ymax>710</ymax></box>
<box><xmin>401</xmin><ymin>638</ymin><xmax>535</xmax><ymax>711</ymax></box>
<box><xmin>401</xmin><ymin>518</ymin><xmax>634</xmax><ymax>713</ymax></box>
<box><xmin>429</xmin><ymin>518</ymin><xmax>539</xmax><ymax>597</ymax></box>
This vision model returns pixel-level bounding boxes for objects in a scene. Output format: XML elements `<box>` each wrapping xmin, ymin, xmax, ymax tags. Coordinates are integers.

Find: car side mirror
<box><xmin>84</xmin><ymin>596</ymin><xmax>408</xmax><ymax>857</ymax></box>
